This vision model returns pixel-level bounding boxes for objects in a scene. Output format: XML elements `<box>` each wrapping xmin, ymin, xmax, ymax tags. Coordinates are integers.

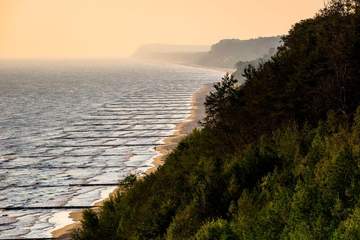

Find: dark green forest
<box><xmin>74</xmin><ymin>1</ymin><xmax>360</xmax><ymax>239</ymax></box>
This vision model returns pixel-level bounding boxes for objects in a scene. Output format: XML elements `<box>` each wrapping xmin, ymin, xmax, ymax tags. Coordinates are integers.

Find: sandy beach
<box><xmin>52</xmin><ymin>83</ymin><xmax>213</xmax><ymax>239</ymax></box>
<box><xmin>145</xmin><ymin>83</ymin><xmax>212</xmax><ymax>174</ymax></box>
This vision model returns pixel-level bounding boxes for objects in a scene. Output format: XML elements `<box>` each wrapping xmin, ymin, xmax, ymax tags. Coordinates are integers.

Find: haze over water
<box><xmin>0</xmin><ymin>0</ymin><xmax>325</xmax><ymax>59</ymax></box>
<box><xmin>0</xmin><ymin>60</ymin><xmax>222</xmax><ymax>238</ymax></box>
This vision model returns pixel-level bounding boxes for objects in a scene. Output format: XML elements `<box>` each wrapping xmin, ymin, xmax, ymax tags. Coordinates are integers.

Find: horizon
<box><xmin>0</xmin><ymin>35</ymin><xmax>281</xmax><ymax>61</ymax></box>
<box><xmin>3</xmin><ymin>1</ymin><xmax>360</xmax><ymax>239</ymax></box>
<box><xmin>0</xmin><ymin>0</ymin><xmax>325</xmax><ymax>59</ymax></box>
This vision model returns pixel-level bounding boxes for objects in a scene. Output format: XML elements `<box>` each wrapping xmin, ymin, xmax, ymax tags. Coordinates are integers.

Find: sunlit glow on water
<box><xmin>0</xmin><ymin>60</ymin><xmax>222</xmax><ymax>238</ymax></box>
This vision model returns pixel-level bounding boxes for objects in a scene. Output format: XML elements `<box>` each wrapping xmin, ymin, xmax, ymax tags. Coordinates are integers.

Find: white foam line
<box><xmin>91</xmin><ymin>186</ymin><xmax>118</xmax><ymax>206</ymax></box>
<box><xmin>48</xmin><ymin>210</ymin><xmax>74</xmax><ymax>235</ymax></box>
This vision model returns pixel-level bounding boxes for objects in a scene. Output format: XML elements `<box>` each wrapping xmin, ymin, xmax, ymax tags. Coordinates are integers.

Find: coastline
<box><xmin>177</xmin><ymin>63</ymin><xmax>235</xmax><ymax>75</ymax></box>
<box><xmin>130</xmin><ymin>57</ymin><xmax>236</xmax><ymax>75</ymax></box>
<box><xmin>52</xmin><ymin>83</ymin><xmax>213</xmax><ymax>239</ymax></box>
<box><xmin>145</xmin><ymin>83</ymin><xmax>212</xmax><ymax>174</ymax></box>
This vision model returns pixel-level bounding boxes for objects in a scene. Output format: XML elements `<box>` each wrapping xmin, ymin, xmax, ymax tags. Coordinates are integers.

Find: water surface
<box><xmin>0</xmin><ymin>60</ymin><xmax>222</xmax><ymax>238</ymax></box>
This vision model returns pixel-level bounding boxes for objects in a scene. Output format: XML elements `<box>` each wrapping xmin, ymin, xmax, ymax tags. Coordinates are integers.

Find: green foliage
<box><xmin>193</xmin><ymin>219</ymin><xmax>237</xmax><ymax>240</ymax></box>
<box><xmin>73</xmin><ymin>209</ymin><xmax>100</xmax><ymax>240</ymax></box>
<box><xmin>74</xmin><ymin>1</ymin><xmax>360</xmax><ymax>239</ymax></box>
<box><xmin>120</xmin><ymin>174</ymin><xmax>137</xmax><ymax>189</ymax></box>
<box><xmin>75</xmin><ymin>110</ymin><xmax>360</xmax><ymax>239</ymax></box>
<box><xmin>203</xmin><ymin>0</ymin><xmax>360</xmax><ymax>146</ymax></box>
<box><xmin>333</xmin><ymin>207</ymin><xmax>360</xmax><ymax>239</ymax></box>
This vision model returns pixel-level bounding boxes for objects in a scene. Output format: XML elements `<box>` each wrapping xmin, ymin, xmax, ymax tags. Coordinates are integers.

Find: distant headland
<box><xmin>132</xmin><ymin>36</ymin><xmax>282</xmax><ymax>78</ymax></box>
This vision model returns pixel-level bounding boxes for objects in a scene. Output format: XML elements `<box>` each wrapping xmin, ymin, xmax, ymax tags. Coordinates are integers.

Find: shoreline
<box><xmin>177</xmin><ymin>62</ymin><xmax>235</xmax><ymax>75</ymax></box>
<box><xmin>145</xmin><ymin>83</ymin><xmax>212</xmax><ymax>174</ymax></box>
<box><xmin>129</xmin><ymin>57</ymin><xmax>236</xmax><ymax>75</ymax></box>
<box><xmin>52</xmin><ymin>83</ymin><xmax>213</xmax><ymax>239</ymax></box>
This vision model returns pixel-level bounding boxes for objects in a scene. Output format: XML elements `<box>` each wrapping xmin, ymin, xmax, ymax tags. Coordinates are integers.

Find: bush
<box><xmin>193</xmin><ymin>219</ymin><xmax>237</xmax><ymax>240</ymax></box>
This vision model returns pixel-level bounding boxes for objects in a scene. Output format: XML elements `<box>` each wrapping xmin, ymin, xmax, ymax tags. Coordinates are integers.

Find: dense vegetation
<box><xmin>232</xmin><ymin>47</ymin><xmax>277</xmax><ymax>79</ymax></box>
<box><xmin>74</xmin><ymin>1</ymin><xmax>360</xmax><ymax>239</ymax></box>
<box><xmin>197</xmin><ymin>36</ymin><xmax>282</xmax><ymax>68</ymax></box>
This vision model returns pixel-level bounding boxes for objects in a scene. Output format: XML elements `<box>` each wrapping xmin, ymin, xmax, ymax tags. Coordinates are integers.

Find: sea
<box><xmin>0</xmin><ymin>59</ymin><xmax>223</xmax><ymax>239</ymax></box>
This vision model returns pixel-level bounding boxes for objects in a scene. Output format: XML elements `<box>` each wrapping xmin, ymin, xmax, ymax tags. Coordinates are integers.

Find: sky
<box><xmin>0</xmin><ymin>0</ymin><xmax>326</xmax><ymax>59</ymax></box>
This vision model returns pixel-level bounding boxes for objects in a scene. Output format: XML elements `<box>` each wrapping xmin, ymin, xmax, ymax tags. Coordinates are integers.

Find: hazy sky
<box><xmin>0</xmin><ymin>0</ymin><xmax>326</xmax><ymax>59</ymax></box>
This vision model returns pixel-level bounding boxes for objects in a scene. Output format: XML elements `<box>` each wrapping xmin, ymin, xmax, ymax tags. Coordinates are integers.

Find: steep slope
<box><xmin>74</xmin><ymin>1</ymin><xmax>360</xmax><ymax>239</ymax></box>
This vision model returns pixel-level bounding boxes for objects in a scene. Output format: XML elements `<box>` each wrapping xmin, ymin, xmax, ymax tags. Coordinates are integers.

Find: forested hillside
<box><xmin>232</xmin><ymin>47</ymin><xmax>277</xmax><ymax>79</ymax></box>
<box><xmin>132</xmin><ymin>37</ymin><xmax>280</xmax><ymax>69</ymax></box>
<box><xmin>74</xmin><ymin>1</ymin><xmax>360</xmax><ymax>239</ymax></box>
<box><xmin>197</xmin><ymin>37</ymin><xmax>281</xmax><ymax>69</ymax></box>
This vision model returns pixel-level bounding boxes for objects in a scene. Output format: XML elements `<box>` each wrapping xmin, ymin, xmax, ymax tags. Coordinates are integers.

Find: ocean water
<box><xmin>0</xmin><ymin>60</ymin><xmax>223</xmax><ymax>239</ymax></box>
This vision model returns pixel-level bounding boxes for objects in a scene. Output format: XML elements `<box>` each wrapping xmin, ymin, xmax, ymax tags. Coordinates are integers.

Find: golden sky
<box><xmin>0</xmin><ymin>0</ymin><xmax>326</xmax><ymax>59</ymax></box>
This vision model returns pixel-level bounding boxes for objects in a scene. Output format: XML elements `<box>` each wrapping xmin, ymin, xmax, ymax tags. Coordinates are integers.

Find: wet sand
<box><xmin>146</xmin><ymin>83</ymin><xmax>211</xmax><ymax>174</ymax></box>
<box><xmin>52</xmin><ymin>83</ymin><xmax>213</xmax><ymax>239</ymax></box>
